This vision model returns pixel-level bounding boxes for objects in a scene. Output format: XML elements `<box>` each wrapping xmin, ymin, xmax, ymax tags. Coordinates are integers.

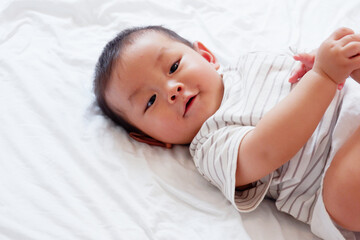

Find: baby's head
<box><xmin>94</xmin><ymin>25</ymin><xmax>223</xmax><ymax>146</ymax></box>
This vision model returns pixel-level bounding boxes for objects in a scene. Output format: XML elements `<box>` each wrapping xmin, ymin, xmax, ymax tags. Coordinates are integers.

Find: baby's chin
<box><xmin>172</xmin><ymin>129</ymin><xmax>201</xmax><ymax>145</ymax></box>
<box><xmin>162</xmin><ymin>136</ymin><xmax>193</xmax><ymax>146</ymax></box>
<box><xmin>155</xmin><ymin>130</ymin><xmax>196</xmax><ymax>145</ymax></box>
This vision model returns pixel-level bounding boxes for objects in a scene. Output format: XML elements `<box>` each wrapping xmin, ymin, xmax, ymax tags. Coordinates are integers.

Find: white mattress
<box><xmin>1</xmin><ymin>0</ymin><xmax>359</xmax><ymax>239</ymax></box>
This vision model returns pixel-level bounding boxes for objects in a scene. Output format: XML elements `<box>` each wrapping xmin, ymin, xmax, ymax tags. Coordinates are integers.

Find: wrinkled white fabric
<box><xmin>1</xmin><ymin>0</ymin><xmax>359</xmax><ymax>239</ymax></box>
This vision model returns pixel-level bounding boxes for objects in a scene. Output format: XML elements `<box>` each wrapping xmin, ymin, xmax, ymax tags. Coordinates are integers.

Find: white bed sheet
<box><xmin>1</xmin><ymin>0</ymin><xmax>359</xmax><ymax>239</ymax></box>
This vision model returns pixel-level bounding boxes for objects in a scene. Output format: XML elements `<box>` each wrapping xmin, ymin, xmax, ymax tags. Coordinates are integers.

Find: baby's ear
<box><xmin>193</xmin><ymin>41</ymin><xmax>220</xmax><ymax>70</ymax></box>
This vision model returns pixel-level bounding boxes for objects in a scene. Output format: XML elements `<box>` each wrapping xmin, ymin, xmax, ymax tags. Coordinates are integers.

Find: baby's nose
<box><xmin>168</xmin><ymin>82</ymin><xmax>183</xmax><ymax>103</ymax></box>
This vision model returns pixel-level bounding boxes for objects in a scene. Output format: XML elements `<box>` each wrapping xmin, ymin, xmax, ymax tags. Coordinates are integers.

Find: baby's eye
<box><xmin>146</xmin><ymin>94</ymin><xmax>156</xmax><ymax>111</ymax></box>
<box><xmin>169</xmin><ymin>60</ymin><xmax>179</xmax><ymax>74</ymax></box>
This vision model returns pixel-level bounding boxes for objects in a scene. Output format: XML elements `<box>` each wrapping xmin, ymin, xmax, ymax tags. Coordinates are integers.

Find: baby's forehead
<box><xmin>121</xmin><ymin>32</ymin><xmax>166</xmax><ymax>57</ymax></box>
<box><xmin>129</xmin><ymin>30</ymin><xmax>179</xmax><ymax>47</ymax></box>
<box><xmin>114</xmin><ymin>30</ymin><xmax>194</xmax><ymax>83</ymax></box>
<box><xmin>113</xmin><ymin>33</ymin><xmax>167</xmax><ymax>78</ymax></box>
<box><xmin>125</xmin><ymin>30</ymin><xmax>191</xmax><ymax>54</ymax></box>
<box><xmin>120</xmin><ymin>32</ymin><xmax>189</xmax><ymax>69</ymax></box>
<box><xmin>120</xmin><ymin>33</ymin><xmax>166</xmax><ymax>61</ymax></box>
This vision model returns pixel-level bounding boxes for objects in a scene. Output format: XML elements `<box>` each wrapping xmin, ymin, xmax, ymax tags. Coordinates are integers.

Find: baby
<box><xmin>94</xmin><ymin>26</ymin><xmax>360</xmax><ymax>239</ymax></box>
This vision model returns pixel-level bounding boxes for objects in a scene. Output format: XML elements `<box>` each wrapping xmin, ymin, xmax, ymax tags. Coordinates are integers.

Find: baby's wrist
<box><xmin>310</xmin><ymin>68</ymin><xmax>339</xmax><ymax>87</ymax></box>
<box><xmin>308</xmin><ymin>69</ymin><xmax>339</xmax><ymax>89</ymax></box>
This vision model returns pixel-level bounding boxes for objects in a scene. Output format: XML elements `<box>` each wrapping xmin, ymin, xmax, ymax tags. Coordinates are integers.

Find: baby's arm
<box><xmin>235</xmin><ymin>28</ymin><xmax>360</xmax><ymax>187</ymax></box>
<box><xmin>290</xmin><ymin>50</ymin><xmax>360</xmax><ymax>85</ymax></box>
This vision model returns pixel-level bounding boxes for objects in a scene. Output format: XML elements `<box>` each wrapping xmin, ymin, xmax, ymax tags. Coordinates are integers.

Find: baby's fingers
<box><xmin>293</xmin><ymin>53</ymin><xmax>315</xmax><ymax>67</ymax></box>
<box><xmin>348</xmin><ymin>53</ymin><xmax>360</xmax><ymax>69</ymax></box>
<box><xmin>331</xmin><ymin>27</ymin><xmax>355</xmax><ymax>40</ymax></box>
<box><xmin>337</xmin><ymin>82</ymin><xmax>345</xmax><ymax>90</ymax></box>
<box><xmin>343</xmin><ymin>42</ymin><xmax>360</xmax><ymax>58</ymax></box>
<box><xmin>289</xmin><ymin>63</ymin><xmax>305</xmax><ymax>83</ymax></box>
<box><xmin>289</xmin><ymin>71</ymin><xmax>300</xmax><ymax>83</ymax></box>
<box><xmin>339</xmin><ymin>33</ymin><xmax>360</xmax><ymax>47</ymax></box>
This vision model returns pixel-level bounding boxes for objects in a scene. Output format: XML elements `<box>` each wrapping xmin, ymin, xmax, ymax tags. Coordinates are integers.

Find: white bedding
<box><xmin>1</xmin><ymin>0</ymin><xmax>359</xmax><ymax>239</ymax></box>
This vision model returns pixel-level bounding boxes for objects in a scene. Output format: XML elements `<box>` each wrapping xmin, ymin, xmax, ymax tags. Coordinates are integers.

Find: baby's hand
<box><xmin>350</xmin><ymin>69</ymin><xmax>360</xmax><ymax>84</ymax></box>
<box><xmin>313</xmin><ymin>27</ymin><xmax>360</xmax><ymax>85</ymax></box>
<box><xmin>289</xmin><ymin>51</ymin><xmax>345</xmax><ymax>90</ymax></box>
<box><xmin>289</xmin><ymin>52</ymin><xmax>315</xmax><ymax>83</ymax></box>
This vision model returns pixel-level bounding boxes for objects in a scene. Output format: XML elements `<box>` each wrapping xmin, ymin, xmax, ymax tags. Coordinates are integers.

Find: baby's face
<box><xmin>105</xmin><ymin>31</ymin><xmax>223</xmax><ymax>144</ymax></box>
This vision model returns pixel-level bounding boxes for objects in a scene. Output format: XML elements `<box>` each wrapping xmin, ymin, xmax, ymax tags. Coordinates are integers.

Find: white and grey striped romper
<box><xmin>190</xmin><ymin>51</ymin><xmax>360</xmax><ymax>239</ymax></box>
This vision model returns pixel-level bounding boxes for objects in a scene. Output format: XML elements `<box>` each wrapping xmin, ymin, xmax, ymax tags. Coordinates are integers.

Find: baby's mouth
<box><xmin>184</xmin><ymin>96</ymin><xmax>196</xmax><ymax>116</ymax></box>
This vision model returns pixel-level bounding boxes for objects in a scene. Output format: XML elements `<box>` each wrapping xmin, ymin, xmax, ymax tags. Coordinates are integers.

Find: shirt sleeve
<box><xmin>191</xmin><ymin>124</ymin><xmax>273</xmax><ymax>213</ymax></box>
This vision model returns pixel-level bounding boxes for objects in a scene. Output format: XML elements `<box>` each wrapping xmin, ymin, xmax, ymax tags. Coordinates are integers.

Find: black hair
<box><xmin>93</xmin><ymin>25</ymin><xmax>193</xmax><ymax>133</ymax></box>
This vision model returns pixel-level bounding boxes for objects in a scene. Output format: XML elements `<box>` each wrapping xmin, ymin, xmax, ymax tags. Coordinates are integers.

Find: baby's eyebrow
<box><xmin>128</xmin><ymin>86</ymin><xmax>141</xmax><ymax>104</ymax></box>
<box><xmin>155</xmin><ymin>47</ymin><xmax>167</xmax><ymax>66</ymax></box>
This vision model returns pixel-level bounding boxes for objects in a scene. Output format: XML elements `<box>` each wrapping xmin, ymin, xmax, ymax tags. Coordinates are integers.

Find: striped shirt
<box><xmin>189</xmin><ymin>51</ymin><xmax>344</xmax><ymax>224</ymax></box>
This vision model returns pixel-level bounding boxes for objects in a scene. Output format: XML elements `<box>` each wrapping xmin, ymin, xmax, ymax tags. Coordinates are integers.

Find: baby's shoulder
<box><xmin>222</xmin><ymin>50</ymin><xmax>295</xmax><ymax>79</ymax></box>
